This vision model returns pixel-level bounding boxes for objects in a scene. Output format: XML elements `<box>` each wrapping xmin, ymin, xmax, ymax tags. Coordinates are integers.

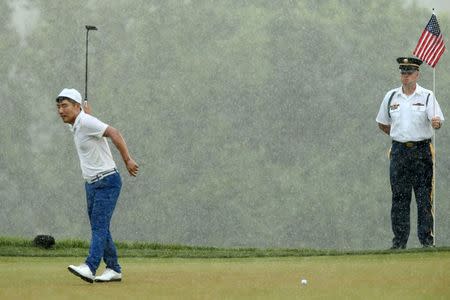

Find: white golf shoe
<box><xmin>94</xmin><ymin>268</ymin><xmax>122</xmax><ymax>282</ymax></box>
<box><xmin>68</xmin><ymin>263</ymin><xmax>94</xmax><ymax>283</ymax></box>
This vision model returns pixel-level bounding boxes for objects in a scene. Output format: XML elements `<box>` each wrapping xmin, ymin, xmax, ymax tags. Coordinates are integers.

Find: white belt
<box><xmin>86</xmin><ymin>168</ymin><xmax>117</xmax><ymax>184</ymax></box>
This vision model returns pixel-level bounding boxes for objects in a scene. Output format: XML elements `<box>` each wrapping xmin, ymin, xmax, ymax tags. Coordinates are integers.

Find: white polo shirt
<box><xmin>376</xmin><ymin>84</ymin><xmax>444</xmax><ymax>142</ymax></box>
<box><xmin>70</xmin><ymin>111</ymin><xmax>116</xmax><ymax>180</ymax></box>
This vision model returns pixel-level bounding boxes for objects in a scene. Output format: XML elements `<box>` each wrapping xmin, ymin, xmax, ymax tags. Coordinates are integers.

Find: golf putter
<box><xmin>85</xmin><ymin>25</ymin><xmax>98</xmax><ymax>106</ymax></box>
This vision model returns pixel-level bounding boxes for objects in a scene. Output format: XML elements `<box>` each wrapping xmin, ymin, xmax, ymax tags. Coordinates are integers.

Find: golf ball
<box><xmin>301</xmin><ymin>279</ymin><xmax>307</xmax><ymax>285</ymax></box>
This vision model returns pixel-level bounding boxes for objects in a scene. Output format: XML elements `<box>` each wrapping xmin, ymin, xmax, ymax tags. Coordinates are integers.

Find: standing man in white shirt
<box><xmin>56</xmin><ymin>88</ymin><xmax>139</xmax><ymax>283</ymax></box>
<box><xmin>376</xmin><ymin>57</ymin><xmax>444</xmax><ymax>249</ymax></box>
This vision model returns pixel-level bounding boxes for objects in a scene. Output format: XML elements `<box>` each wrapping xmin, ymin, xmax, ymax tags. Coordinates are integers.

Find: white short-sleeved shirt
<box><xmin>376</xmin><ymin>84</ymin><xmax>444</xmax><ymax>142</ymax></box>
<box><xmin>70</xmin><ymin>111</ymin><xmax>116</xmax><ymax>180</ymax></box>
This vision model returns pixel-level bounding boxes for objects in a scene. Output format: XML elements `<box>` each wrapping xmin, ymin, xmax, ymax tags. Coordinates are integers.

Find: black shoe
<box><xmin>422</xmin><ymin>244</ymin><xmax>435</xmax><ymax>248</ymax></box>
<box><xmin>390</xmin><ymin>244</ymin><xmax>406</xmax><ymax>250</ymax></box>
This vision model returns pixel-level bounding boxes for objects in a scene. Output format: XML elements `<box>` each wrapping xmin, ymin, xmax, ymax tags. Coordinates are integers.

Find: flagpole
<box><xmin>412</xmin><ymin>7</ymin><xmax>445</xmax><ymax>248</ymax></box>
<box><xmin>432</xmin><ymin>7</ymin><xmax>436</xmax><ymax>247</ymax></box>
<box><xmin>432</xmin><ymin>66</ymin><xmax>436</xmax><ymax>246</ymax></box>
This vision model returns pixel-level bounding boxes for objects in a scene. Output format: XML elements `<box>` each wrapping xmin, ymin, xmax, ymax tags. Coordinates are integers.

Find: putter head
<box><xmin>85</xmin><ymin>25</ymin><xmax>98</xmax><ymax>31</ymax></box>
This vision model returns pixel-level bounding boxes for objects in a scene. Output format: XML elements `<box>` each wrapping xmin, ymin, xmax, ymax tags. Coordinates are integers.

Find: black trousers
<box><xmin>390</xmin><ymin>140</ymin><xmax>434</xmax><ymax>247</ymax></box>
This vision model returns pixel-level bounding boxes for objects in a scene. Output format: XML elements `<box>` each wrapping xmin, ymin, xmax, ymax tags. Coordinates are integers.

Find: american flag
<box><xmin>413</xmin><ymin>14</ymin><xmax>446</xmax><ymax>68</ymax></box>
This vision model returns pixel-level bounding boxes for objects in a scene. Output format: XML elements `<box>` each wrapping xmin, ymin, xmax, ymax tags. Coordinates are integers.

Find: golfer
<box><xmin>56</xmin><ymin>88</ymin><xmax>139</xmax><ymax>283</ymax></box>
<box><xmin>376</xmin><ymin>57</ymin><xmax>443</xmax><ymax>249</ymax></box>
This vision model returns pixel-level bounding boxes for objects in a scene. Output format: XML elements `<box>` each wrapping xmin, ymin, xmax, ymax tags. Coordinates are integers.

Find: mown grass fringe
<box><xmin>0</xmin><ymin>236</ymin><xmax>449</xmax><ymax>258</ymax></box>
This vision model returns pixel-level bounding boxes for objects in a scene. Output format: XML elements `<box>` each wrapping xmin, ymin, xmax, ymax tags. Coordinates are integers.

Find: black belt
<box><xmin>393</xmin><ymin>139</ymin><xmax>431</xmax><ymax>148</ymax></box>
<box><xmin>87</xmin><ymin>168</ymin><xmax>118</xmax><ymax>184</ymax></box>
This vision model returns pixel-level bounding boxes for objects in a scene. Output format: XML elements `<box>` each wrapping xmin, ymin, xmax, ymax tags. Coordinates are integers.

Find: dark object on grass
<box><xmin>33</xmin><ymin>235</ymin><xmax>55</xmax><ymax>249</ymax></box>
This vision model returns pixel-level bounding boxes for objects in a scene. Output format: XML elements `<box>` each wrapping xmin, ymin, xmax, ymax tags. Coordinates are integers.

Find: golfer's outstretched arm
<box><xmin>103</xmin><ymin>126</ymin><xmax>139</xmax><ymax>176</ymax></box>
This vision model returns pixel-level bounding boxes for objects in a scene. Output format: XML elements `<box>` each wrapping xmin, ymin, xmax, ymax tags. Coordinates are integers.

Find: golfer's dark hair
<box><xmin>56</xmin><ymin>97</ymin><xmax>79</xmax><ymax>106</ymax></box>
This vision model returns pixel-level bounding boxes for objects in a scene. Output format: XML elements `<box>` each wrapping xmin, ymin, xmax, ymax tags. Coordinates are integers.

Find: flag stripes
<box><xmin>413</xmin><ymin>14</ymin><xmax>446</xmax><ymax>68</ymax></box>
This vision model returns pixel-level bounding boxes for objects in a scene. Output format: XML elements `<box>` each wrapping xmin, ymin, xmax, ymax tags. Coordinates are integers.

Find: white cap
<box><xmin>56</xmin><ymin>88</ymin><xmax>82</xmax><ymax>105</ymax></box>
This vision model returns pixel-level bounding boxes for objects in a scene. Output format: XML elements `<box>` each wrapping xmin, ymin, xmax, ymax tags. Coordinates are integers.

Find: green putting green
<box><xmin>1</xmin><ymin>253</ymin><xmax>449</xmax><ymax>299</ymax></box>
